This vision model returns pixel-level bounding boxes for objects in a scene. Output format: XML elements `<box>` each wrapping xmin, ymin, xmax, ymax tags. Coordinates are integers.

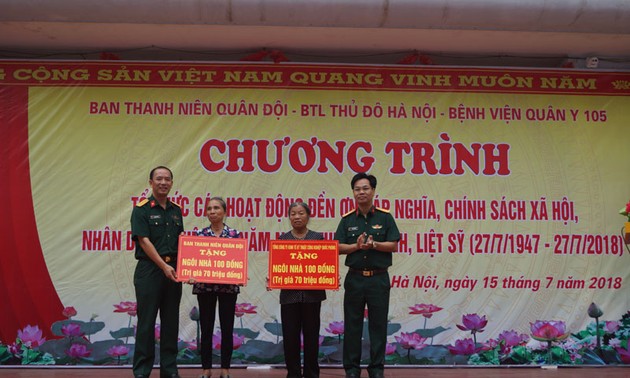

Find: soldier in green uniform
<box><xmin>131</xmin><ymin>166</ymin><xmax>184</xmax><ymax>378</ymax></box>
<box><xmin>335</xmin><ymin>172</ymin><xmax>400</xmax><ymax>378</ymax></box>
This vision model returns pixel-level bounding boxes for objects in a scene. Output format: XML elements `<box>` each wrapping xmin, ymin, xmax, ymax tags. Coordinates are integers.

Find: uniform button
<box><xmin>363</xmin><ymin>256</ymin><xmax>367</xmax><ymax>259</ymax></box>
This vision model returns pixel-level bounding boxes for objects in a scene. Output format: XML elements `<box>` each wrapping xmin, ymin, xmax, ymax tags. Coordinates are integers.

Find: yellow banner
<box><xmin>2</xmin><ymin>61</ymin><xmax>630</xmax><ymax>366</ymax></box>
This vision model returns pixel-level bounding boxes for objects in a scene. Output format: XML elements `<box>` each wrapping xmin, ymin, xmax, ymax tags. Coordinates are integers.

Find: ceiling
<box><xmin>1</xmin><ymin>0</ymin><xmax>630</xmax><ymax>69</ymax></box>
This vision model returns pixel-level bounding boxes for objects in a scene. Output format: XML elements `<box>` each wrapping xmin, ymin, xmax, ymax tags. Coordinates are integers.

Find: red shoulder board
<box><xmin>342</xmin><ymin>209</ymin><xmax>356</xmax><ymax>217</ymax></box>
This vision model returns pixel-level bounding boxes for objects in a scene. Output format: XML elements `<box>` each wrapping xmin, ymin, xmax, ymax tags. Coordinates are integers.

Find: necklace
<box><xmin>291</xmin><ymin>229</ymin><xmax>308</xmax><ymax>240</ymax></box>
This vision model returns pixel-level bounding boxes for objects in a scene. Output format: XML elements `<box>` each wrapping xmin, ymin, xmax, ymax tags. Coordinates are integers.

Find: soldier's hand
<box><xmin>163</xmin><ymin>264</ymin><xmax>178</xmax><ymax>282</ymax></box>
<box><xmin>358</xmin><ymin>232</ymin><xmax>375</xmax><ymax>250</ymax></box>
<box><xmin>366</xmin><ymin>235</ymin><xmax>374</xmax><ymax>249</ymax></box>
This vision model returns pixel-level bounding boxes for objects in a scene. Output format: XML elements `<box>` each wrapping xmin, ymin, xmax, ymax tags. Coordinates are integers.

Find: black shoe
<box><xmin>346</xmin><ymin>373</ymin><xmax>360</xmax><ymax>378</ymax></box>
<box><xmin>134</xmin><ymin>376</ymin><xmax>147</xmax><ymax>378</ymax></box>
<box><xmin>368</xmin><ymin>371</ymin><xmax>384</xmax><ymax>378</ymax></box>
<box><xmin>161</xmin><ymin>374</ymin><xmax>181</xmax><ymax>378</ymax></box>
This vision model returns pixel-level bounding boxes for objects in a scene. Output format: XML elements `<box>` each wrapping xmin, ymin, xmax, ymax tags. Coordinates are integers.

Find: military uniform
<box><xmin>131</xmin><ymin>195</ymin><xmax>184</xmax><ymax>377</ymax></box>
<box><xmin>334</xmin><ymin>206</ymin><xmax>400</xmax><ymax>378</ymax></box>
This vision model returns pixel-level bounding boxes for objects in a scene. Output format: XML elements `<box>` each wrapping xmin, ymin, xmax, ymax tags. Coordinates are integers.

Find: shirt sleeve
<box><xmin>177</xmin><ymin>208</ymin><xmax>185</xmax><ymax>234</ymax></box>
<box><xmin>386</xmin><ymin>213</ymin><xmax>401</xmax><ymax>242</ymax></box>
<box><xmin>334</xmin><ymin>217</ymin><xmax>347</xmax><ymax>243</ymax></box>
<box><xmin>130</xmin><ymin>206</ymin><xmax>149</xmax><ymax>240</ymax></box>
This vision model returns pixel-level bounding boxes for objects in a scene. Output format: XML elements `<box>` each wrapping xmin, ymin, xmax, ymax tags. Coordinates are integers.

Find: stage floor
<box><xmin>0</xmin><ymin>366</ymin><xmax>628</xmax><ymax>378</ymax></box>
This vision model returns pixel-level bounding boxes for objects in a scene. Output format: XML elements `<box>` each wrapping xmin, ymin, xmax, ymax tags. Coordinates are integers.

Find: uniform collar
<box><xmin>356</xmin><ymin>205</ymin><xmax>375</xmax><ymax>217</ymax></box>
<box><xmin>148</xmin><ymin>195</ymin><xmax>172</xmax><ymax>209</ymax></box>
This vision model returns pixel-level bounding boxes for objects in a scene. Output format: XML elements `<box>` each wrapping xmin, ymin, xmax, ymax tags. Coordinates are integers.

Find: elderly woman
<box><xmin>277</xmin><ymin>202</ymin><xmax>326</xmax><ymax>378</ymax></box>
<box><xmin>193</xmin><ymin>197</ymin><xmax>241</xmax><ymax>378</ymax></box>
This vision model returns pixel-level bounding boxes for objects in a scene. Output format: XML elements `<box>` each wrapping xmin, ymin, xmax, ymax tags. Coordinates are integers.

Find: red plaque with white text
<box><xmin>176</xmin><ymin>235</ymin><xmax>248</xmax><ymax>285</ymax></box>
<box><xmin>268</xmin><ymin>240</ymin><xmax>338</xmax><ymax>290</ymax></box>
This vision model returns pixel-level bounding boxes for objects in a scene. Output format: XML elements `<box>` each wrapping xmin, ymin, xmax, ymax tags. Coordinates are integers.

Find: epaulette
<box><xmin>170</xmin><ymin>201</ymin><xmax>182</xmax><ymax>208</ymax></box>
<box><xmin>376</xmin><ymin>207</ymin><xmax>390</xmax><ymax>213</ymax></box>
<box><xmin>136</xmin><ymin>199</ymin><xmax>149</xmax><ymax>207</ymax></box>
<box><xmin>342</xmin><ymin>209</ymin><xmax>356</xmax><ymax>217</ymax></box>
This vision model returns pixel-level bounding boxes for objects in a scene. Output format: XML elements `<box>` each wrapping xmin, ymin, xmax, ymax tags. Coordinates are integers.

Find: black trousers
<box><xmin>343</xmin><ymin>272</ymin><xmax>390</xmax><ymax>377</ymax></box>
<box><xmin>133</xmin><ymin>259</ymin><xmax>182</xmax><ymax>377</ymax></box>
<box><xmin>281</xmin><ymin>301</ymin><xmax>322</xmax><ymax>378</ymax></box>
<box><xmin>197</xmin><ymin>292</ymin><xmax>238</xmax><ymax>369</ymax></box>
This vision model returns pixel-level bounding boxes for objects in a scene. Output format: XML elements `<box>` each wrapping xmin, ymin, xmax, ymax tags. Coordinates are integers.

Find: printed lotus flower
<box><xmin>326</xmin><ymin>320</ymin><xmax>344</xmax><ymax>343</ymax></box>
<box><xmin>498</xmin><ymin>330</ymin><xmax>528</xmax><ymax>346</ymax></box>
<box><xmin>604</xmin><ymin>321</ymin><xmax>620</xmax><ymax>333</ymax></box>
<box><xmin>154</xmin><ymin>324</ymin><xmax>161</xmax><ymax>342</ymax></box>
<box><xmin>457</xmin><ymin>313</ymin><xmax>488</xmax><ymax>344</ymax></box>
<box><xmin>587</xmin><ymin>302</ymin><xmax>605</xmax><ymax>353</ymax></box>
<box><xmin>498</xmin><ymin>330</ymin><xmax>528</xmax><ymax>354</ymax></box>
<box><xmin>189</xmin><ymin>306</ymin><xmax>200</xmax><ymax>321</ymax></box>
<box><xmin>608</xmin><ymin>338</ymin><xmax>622</xmax><ymax>350</ymax></box>
<box><xmin>530</xmin><ymin>320</ymin><xmax>570</xmax><ymax>365</ymax></box>
<box><xmin>530</xmin><ymin>320</ymin><xmax>569</xmax><ymax>343</ymax></box>
<box><xmin>385</xmin><ymin>343</ymin><xmax>397</xmax><ymax>355</ymax></box>
<box><xmin>107</xmin><ymin>345</ymin><xmax>129</xmax><ymax>358</ymax></box>
<box><xmin>66</xmin><ymin>343</ymin><xmax>91</xmax><ymax>359</ymax></box>
<box><xmin>8</xmin><ymin>342</ymin><xmax>21</xmax><ymax>356</ymax></box>
<box><xmin>395</xmin><ymin>332</ymin><xmax>428</xmax><ymax>363</ymax></box>
<box><xmin>587</xmin><ymin>302</ymin><xmax>604</xmax><ymax>318</ymax></box>
<box><xmin>395</xmin><ymin>332</ymin><xmax>428</xmax><ymax>350</ymax></box>
<box><xmin>480</xmin><ymin>338</ymin><xmax>499</xmax><ymax>351</ymax></box>
<box><xmin>17</xmin><ymin>325</ymin><xmax>46</xmax><ymax>347</ymax></box>
<box><xmin>617</xmin><ymin>343</ymin><xmax>630</xmax><ymax>364</ymax></box>
<box><xmin>619</xmin><ymin>200</ymin><xmax>630</xmax><ymax>221</ymax></box>
<box><xmin>113</xmin><ymin>301</ymin><xmax>137</xmax><ymax>316</ymax></box>
<box><xmin>409</xmin><ymin>303</ymin><xmax>443</xmax><ymax>318</ymax></box>
<box><xmin>61</xmin><ymin>323</ymin><xmax>83</xmax><ymax>337</ymax></box>
<box><xmin>234</xmin><ymin>303</ymin><xmax>257</xmax><ymax>317</ymax></box>
<box><xmin>325</xmin><ymin>321</ymin><xmax>344</xmax><ymax>335</ymax></box>
<box><xmin>234</xmin><ymin>303</ymin><xmax>257</xmax><ymax>328</ymax></box>
<box><xmin>457</xmin><ymin>313</ymin><xmax>488</xmax><ymax>334</ymax></box>
<box><xmin>233</xmin><ymin>333</ymin><xmax>246</xmax><ymax>350</ymax></box>
<box><xmin>212</xmin><ymin>332</ymin><xmax>245</xmax><ymax>350</ymax></box>
<box><xmin>447</xmin><ymin>338</ymin><xmax>477</xmax><ymax>355</ymax></box>
<box><xmin>62</xmin><ymin>306</ymin><xmax>77</xmax><ymax>318</ymax></box>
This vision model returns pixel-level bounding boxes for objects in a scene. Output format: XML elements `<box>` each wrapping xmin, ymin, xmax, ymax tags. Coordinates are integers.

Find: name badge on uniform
<box><xmin>348</xmin><ymin>226</ymin><xmax>359</xmax><ymax>232</ymax></box>
<box><xmin>149</xmin><ymin>215</ymin><xmax>162</xmax><ymax>220</ymax></box>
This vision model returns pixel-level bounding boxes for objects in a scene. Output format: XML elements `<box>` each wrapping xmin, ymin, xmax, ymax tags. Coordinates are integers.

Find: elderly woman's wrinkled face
<box><xmin>206</xmin><ymin>199</ymin><xmax>226</xmax><ymax>224</ymax></box>
<box><xmin>289</xmin><ymin>205</ymin><xmax>309</xmax><ymax>230</ymax></box>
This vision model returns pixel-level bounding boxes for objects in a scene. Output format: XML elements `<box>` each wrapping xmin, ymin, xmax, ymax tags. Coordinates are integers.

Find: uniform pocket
<box><xmin>149</xmin><ymin>217</ymin><xmax>166</xmax><ymax>238</ymax></box>
<box><xmin>369</xmin><ymin>229</ymin><xmax>387</xmax><ymax>242</ymax></box>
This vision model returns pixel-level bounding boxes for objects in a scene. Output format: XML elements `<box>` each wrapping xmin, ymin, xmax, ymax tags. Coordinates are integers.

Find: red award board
<box><xmin>177</xmin><ymin>235</ymin><xmax>248</xmax><ymax>285</ymax></box>
<box><xmin>268</xmin><ymin>240</ymin><xmax>339</xmax><ymax>290</ymax></box>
